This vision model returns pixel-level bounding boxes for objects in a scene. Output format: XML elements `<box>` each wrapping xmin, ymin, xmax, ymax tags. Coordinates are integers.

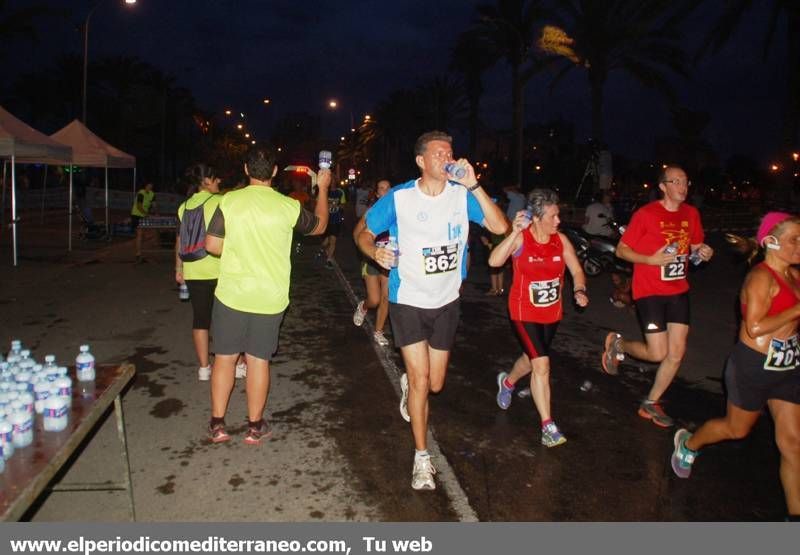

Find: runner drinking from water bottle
<box><xmin>357</xmin><ymin>131</ymin><xmax>507</xmax><ymax>490</ymax></box>
<box><xmin>601</xmin><ymin>166</ymin><xmax>714</xmax><ymax>427</ymax></box>
<box><xmin>671</xmin><ymin>212</ymin><xmax>800</xmax><ymax>520</ymax></box>
<box><xmin>492</xmin><ymin>189</ymin><xmax>589</xmax><ymax>447</ymax></box>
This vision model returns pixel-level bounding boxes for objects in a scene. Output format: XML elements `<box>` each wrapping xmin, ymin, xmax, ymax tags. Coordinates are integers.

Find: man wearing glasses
<box><xmin>357</xmin><ymin>130</ymin><xmax>507</xmax><ymax>490</ymax></box>
<box><xmin>601</xmin><ymin>165</ymin><xmax>714</xmax><ymax>427</ymax></box>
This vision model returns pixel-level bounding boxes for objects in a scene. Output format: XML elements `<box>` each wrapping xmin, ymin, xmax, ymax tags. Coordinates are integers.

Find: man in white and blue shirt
<box><xmin>357</xmin><ymin>131</ymin><xmax>507</xmax><ymax>490</ymax></box>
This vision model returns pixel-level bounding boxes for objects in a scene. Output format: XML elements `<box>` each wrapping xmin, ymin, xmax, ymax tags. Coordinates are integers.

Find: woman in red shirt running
<box><xmin>490</xmin><ymin>189</ymin><xmax>589</xmax><ymax>447</ymax></box>
<box><xmin>671</xmin><ymin>212</ymin><xmax>800</xmax><ymax>520</ymax></box>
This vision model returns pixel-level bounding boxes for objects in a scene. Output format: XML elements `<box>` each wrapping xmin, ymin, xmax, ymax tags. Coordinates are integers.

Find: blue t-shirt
<box><xmin>366</xmin><ymin>179</ymin><xmax>485</xmax><ymax>309</ymax></box>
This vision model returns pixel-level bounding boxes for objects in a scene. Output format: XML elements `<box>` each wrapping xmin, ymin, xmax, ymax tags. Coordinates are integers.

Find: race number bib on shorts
<box><xmin>529</xmin><ymin>278</ymin><xmax>560</xmax><ymax>307</ymax></box>
<box><xmin>764</xmin><ymin>335</ymin><xmax>800</xmax><ymax>371</ymax></box>
<box><xmin>661</xmin><ymin>254</ymin><xmax>687</xmax><ymax>281</ymax></box>
<box><xmin>422</xmin><ymin>243</ymin><xmax>459</xmax><ymax>275</ymax></box>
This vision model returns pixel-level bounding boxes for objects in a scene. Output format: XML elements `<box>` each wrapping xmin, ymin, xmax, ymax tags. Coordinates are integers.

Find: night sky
<box><xmin>7</xmin><ymin>0</ymin><xmax>789</xmax><ymax>164</ymax></box>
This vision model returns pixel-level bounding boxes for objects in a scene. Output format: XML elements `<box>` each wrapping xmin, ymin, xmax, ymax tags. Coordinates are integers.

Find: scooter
<box><xmin>560</xmin><ymin>225</ymin><xmax>604</xmax><ymax>277</ymax></box>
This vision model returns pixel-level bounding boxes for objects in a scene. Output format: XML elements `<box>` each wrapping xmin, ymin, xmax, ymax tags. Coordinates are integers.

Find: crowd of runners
<box><xmin>172</xmin><ymin>130</ymin><xmax>799</xmax><ymax>520</ymax></box>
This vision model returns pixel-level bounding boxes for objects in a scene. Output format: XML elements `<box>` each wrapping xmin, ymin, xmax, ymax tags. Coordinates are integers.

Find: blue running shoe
<box><xmin>541</xmin><ymin>421</ymin><xmax>567</xmax><ymax>447</ymax></box>
<box><xmin>671</xmin><ymin>428</ymin><xmax>698</xmax><ymax>478</ymax></box>
<box><xmin>496</xmin><ymin>372</ymin><xmax>514</xmax><ymax>410</ymax></box>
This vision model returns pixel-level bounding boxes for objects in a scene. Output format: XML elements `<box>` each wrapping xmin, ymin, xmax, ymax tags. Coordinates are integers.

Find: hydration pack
<box><xmin>178</xmin><ymin>195</ymin><xmax>216</xmax><ymax>262</ymax></box>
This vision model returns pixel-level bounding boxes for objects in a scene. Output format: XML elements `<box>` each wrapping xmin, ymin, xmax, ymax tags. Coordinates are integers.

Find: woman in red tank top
<box><xmin>670</xmin><ymin>212</ymin><xmax>800</xmax><ymax>520</ymax></box>
<box><xmin>488</xmin><ymin>189</ymin><xmax>588</xmax><ymax>448</ymax></box>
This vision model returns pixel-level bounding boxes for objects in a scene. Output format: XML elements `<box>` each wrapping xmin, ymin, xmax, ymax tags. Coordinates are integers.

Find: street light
<box><xmin>82</xmin><ymin>0</ymin><xmax>136</xmax><ymax>123</ymax></box>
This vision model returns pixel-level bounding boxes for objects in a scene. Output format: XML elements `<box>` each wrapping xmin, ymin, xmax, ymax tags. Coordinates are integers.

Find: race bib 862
<box><xmin>422</xmin><ymin>243</ymin><xmax>459</xmax><ymax>275</ymax></box>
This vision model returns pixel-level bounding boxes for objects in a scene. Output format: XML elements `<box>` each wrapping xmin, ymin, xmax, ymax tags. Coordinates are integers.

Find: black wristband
<box><xmin>467</xmin><ymin>183</ymin><xmax>480</xmax><ymax>192</ymax></box>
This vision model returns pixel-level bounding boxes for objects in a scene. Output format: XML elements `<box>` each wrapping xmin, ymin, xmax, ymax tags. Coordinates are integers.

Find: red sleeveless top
<box><xmin>509</xmin><ymin>231</ymin><xmax>565</xmax><ymax>323</ymax></box>
<box><xmin>741</xmin><ymin>263</ymin><xmax>799</xmax><ymax>317</ymax></box>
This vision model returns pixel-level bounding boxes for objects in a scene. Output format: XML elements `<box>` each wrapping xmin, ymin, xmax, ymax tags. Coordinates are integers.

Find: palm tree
<box><xmin>699</xmin><ymin>1</ymin><xmax>800</xmax><ymax>159</ymax></box>
<box><xmin>543</xmin><ymin>0</ymin><xmax>697</xmax><ymax>144</ymax></box>
<box><xmin>459</xmin><ymin>0</ymin><xmax>548</xmax><ymax>187</ymax></box>
<box><xmin>450</xmin><ymin>33</ymin><xmax>496</xmax><ymax>159</ymax></box>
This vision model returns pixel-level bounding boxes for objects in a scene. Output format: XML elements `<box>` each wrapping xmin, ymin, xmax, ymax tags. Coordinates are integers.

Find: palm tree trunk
<box><xmin>590</xmin><ymin>72</ymin><xmax>605</xmax><ymax>143</ymax></box>
<box><xmin>512</xmin><ymin>63</ymin><xmax>524</xmax><ymax>187</ymax></box>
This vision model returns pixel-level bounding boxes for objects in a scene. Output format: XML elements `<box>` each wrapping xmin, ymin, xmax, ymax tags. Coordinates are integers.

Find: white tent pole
<box><xmin>68</xmin><ymin>169</ymin><xmax>73</xmax><ymax>252</ymax></box>
<box><xmin>1</xmin><ymin>161</ymin><xmax>6</xmax><ymax>239</ymax></box>
<box><xmin>105</xmin><ymin>165</ymin><xmax>109</xmax><ymax>236</ymax></box>
<box><xmin>11</xmin><ymin>156</ymin><xmax>18</xmax><ymax>266</ymax></box>
<box><xmin>40</xmin><ymin>165</ymin><xmax>48</xmax><ymax>224</ymax></box>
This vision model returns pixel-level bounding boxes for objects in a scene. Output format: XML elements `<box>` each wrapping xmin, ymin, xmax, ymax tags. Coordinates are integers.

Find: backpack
<box><xmin>178</xmin><ymin>194</ymin><xmax>216</xmax><ymax>262</ymax></box>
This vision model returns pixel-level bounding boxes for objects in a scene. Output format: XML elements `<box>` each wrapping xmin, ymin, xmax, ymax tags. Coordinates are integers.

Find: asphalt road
<box><xmin>0</xmin><ymin>215</ymin><xmax>787</xmax><ymax>521</ymax></box>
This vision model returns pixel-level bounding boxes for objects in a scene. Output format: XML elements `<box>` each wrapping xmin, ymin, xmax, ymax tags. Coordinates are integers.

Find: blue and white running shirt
<box><xmin>366</xmin><ymin>179</ymin><xmax>486</xmax><ymax>309</ymax></box>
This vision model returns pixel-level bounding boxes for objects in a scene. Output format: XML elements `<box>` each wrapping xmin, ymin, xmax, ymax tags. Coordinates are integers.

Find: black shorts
<box><xmin>325</xmin><ymin>220</ymin><xmax>342</xmax><ymax>237</ymax></box>
<box><xmin>512</xmin><ymin>321</ymin><xmax>560</xmax><ymax>360</ymax></box>
<box><xmin>130</xmin><ymin>215</ymin><xmax>142</xmax><ymax>230</ymax></box>
<box><xmin>635</xmin><ymin>293</ymin><xmax>690</xmax><ymax>334</ymax></box>
<box><xmin>389</xmin><ymin>299</ymin><xmax>461</xmax><ymax>351</ymax></box>
<box><xmin>211</xmin><ymin>299</ymin><xmax>284</xmax><ymax>360</ymax></box>
<box><xmin>185</xmin><ymin>279</ymin><xmax>217</xmax><ymax>330</ymax></box>
<box><xmin>725</xmin><ymin>341</ymin><xmax>800</xmax><ymax>411</ymax></box>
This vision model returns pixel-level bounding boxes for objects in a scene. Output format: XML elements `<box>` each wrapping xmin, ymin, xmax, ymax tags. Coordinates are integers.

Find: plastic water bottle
<box><xmin>689</xmin><ymin>250</ymin><xmax>703</xmax><ymax>265</ymax></box>
<box><xmin>179</xmin><ymin>283</ymin><xmax>190</xmax><ymax>302</ymax></box>
<box><xmin>580</xmin><ymin>380</ymin><xmax>593</xmax><ymax>392</ymax></box>
<box><xmin>664</xmin><ymin>242</ymin><xmax>678</xmax><ymax>255</ymax></box>
<box><xmin>10</xmin><ymin>410</ymin><xmax>33</xmax><ymax>448</ymax></box>
<box><xmin>444</xmin><ymin>162</ymin><xmax>466</xmax><ymax>179</ymax></box>
<box><xmin>318</xmin><ymin>150</ymin><xmax>332</xmax><ymax>169</ymax></box>
<box><xmin>0</xmin><ymin>419</ymin><xmax>14</xmax><ymax>459</ymax></box>
<box><xmin>75</xmin><ymin>345</ymin><xmax>96</xmax><ymax>382</ymax></box>
<box><xmin>386</xmin><ymin>236</ymin><xmax>399</xmax><ymax>268</ymax></box>
<box><xmin>9</xmin><ymin>340</ymin><xmax>22</xmax><ymax>357</ymax></box>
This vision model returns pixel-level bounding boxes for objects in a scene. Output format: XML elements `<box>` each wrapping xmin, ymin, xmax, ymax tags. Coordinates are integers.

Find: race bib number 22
<box><xmin>661</xmin><ymin>254</ymin><xmax>687</xmax><ymax>281</ymax></box>
<box><xmin>423</xmin><ymin>243</ymin><xmax>459</xmax><ymax>275</ymax></box>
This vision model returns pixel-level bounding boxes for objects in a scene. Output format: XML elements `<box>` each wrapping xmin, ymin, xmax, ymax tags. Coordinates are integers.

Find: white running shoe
<box><xmin>198</xmin><ymin>366</ymin><xmax>211</xmax><ymax>381</ymax></box>
<box><xmin>235</xmin><ymin>362</ymin><xmax>247</xmax><ymax>379</ymax></box>
<box><xmin>411</xmin><ymin>456</ymin><xmax>436</xmax><ymax>490</ymax></box>
<box><xmin>353</xmin><ymin>300</ymin><xmax>368</xmax><ymax>327</ymax></box>
<box><xmin>373</xmin><ymin>330</ymin><xmax>389</xmax><ymax>346</ymax></box>
<box><xmin>399</xmin><ymin>373</ymin><xmax>410</xmax><ymax>422</ymax></box>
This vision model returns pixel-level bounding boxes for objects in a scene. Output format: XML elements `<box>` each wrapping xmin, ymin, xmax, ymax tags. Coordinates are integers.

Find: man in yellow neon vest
<box><xmin>131</xmin><ymin>182</ymin><xmax>155</xmax><ymax>262</ymax></box>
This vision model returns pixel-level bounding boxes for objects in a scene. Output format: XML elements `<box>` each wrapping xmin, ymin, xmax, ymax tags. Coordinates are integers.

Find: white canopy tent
<box><xmin>0</xmin><ymin>105</ymin><xmax>72</xmax><ymax>266</ymax></box>
<box><xmin>51</xmin><ymin>119</ymin><xmax>136</xmax><ymax>249</ymax></box>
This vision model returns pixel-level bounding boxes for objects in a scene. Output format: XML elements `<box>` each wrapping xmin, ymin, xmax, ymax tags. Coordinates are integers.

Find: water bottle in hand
<box><xmin>689</xmin><ymin>250</ymin><xmax>703</xmax><ymax>265</ymax></box>
<box><xmin>444</xmin><ymin>162</ymin><xmax>466</xmax><ymax>179</ymax></box>
<box><xmin>386</xmin><ymin>236</ymin><xmax>399</xmax><ymax>268</ymax></box>
<box><xmin>664</xmin><ymin>242</ymin><xmax>678</xmax><ymax>255</ymax></box>
<box><xmin>318</xmin><ymin>150</ymin><xmax>332</xmax><ymax>169</ymax></box>
<box><xmin>179</xmin><ymin>283</ymin><xmax>190</xmax><ymax>301</ymax></box>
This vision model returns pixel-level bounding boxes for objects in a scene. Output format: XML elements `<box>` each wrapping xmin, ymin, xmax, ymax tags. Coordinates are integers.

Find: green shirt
<box><xmin>211</xmin><ymin>186</ymin><xmax>301</xmax><ymax>314</ymax></box>
<box><xmin>131</xmin><ymin>189</ymin><xmax>154</xmax><ymax>217</ymax></box>
<box><xmin>177</xmin><ymin>191</ymin><xmax>221</xmax><ymax>281</ymax></box>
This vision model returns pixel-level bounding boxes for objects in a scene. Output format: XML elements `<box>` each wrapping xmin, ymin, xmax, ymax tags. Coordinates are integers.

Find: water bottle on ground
<box><xmin>179</xmin><ymin>283</ymin><xmax>190</xmax><ymax>302</ymax></box>
<box><xmin>75</xmin><ymin>345</ymin><xmax>96</xmax><ymax>382</ymax></box>
<box><xmin>444</xmin><ymin>162</ymin><xmax>466</xmax><ymax>179</ymax></box>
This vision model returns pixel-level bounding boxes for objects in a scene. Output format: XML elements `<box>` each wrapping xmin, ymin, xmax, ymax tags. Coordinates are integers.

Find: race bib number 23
<box><xmin>423</xmin><ymin>243</ymin><xmax>459</xmax><ymax>275</ymax></box>
<box><xmin>529</xmin><ymin>278</ymin><xmax>560</xmax><ymax>307</ymax></box>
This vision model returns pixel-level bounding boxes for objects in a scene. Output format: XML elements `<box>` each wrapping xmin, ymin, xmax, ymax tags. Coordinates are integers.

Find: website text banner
<box><xmin>0</xmin><ymin>523</ymin><xmax>794</xmax><ymax>555</ymax></box>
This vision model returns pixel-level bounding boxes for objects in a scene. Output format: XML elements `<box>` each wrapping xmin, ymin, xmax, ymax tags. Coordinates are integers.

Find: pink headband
<box><xmin>756</xmin><ymin>211</ymin><xmax>793</xmax><ymax>244</ymax></box>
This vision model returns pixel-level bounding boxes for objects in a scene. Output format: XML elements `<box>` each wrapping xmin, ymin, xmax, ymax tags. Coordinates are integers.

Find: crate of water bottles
<box><xmin>0</xmin><ymin>339</ymin><xmax>95</xmax><ymax>474</ymax></box>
